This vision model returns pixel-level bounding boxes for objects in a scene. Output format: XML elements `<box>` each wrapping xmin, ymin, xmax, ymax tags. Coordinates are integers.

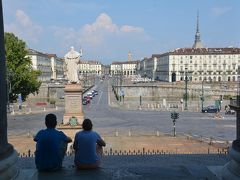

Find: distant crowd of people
<box><xmin>34</xmin><ymin>113</ymin><xmax>106</xmax><ymax>172</ymax></box>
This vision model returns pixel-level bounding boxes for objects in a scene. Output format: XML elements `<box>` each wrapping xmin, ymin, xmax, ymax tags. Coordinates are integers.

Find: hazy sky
<box><xmin>3</xmin><ymin>0</ymin><xmax>240</xmax><ymax>64</ymax></box>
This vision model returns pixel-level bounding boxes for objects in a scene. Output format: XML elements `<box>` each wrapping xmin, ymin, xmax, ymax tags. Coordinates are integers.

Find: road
<box><xmin>8</xmin><ymin>79</ymin><xmax>236</xmax><ymax>142</ymax></box>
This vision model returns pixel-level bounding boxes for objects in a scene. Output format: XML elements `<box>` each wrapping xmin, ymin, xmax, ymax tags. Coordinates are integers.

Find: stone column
<box><xmin>0</xmin><ymin>1</ymin><xmax>18</xmax><ymax>179</ymax></box>
<box><xmin>222</xmin><ymin>140</ymin><xmax>240</xmax><ymax>179</ymax></box>
<box><xmin>221</xmin><ymin>96</ymin><xmax>240</xmax><ymax>179</ymax></box>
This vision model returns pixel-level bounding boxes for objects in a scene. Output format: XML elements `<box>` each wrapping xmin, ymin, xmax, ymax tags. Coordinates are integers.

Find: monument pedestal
<box><xmin>63</xmin><ymin>84</ymin><xmax>84</xmax><ymax>125</ymax></box>
<box><xmin>57</xmin><ymin>124</ymin><xmax>82</xmax><ymax>141</ymax></box>
<box><xmin>58</xmin><ymin>84</ymin><xmax>84</xmax><ymax>142</ymax></box>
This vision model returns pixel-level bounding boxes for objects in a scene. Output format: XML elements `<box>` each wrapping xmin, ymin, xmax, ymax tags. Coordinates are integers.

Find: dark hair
<box><xmin>82</xmin><ymin>119</ymin><xmax>92</xmax><ymax>131</ymax></box>
<box><xmin>45</xmin><ymin>113</ymin><xmax>57</xmax><ymax>128</ymax></box>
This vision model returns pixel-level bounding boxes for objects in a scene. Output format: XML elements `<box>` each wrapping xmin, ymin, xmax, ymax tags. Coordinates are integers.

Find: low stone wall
<box><xmin>115</xmin><ymin>82</ymin><xmax>236</xmax><ymax>101</ymax></box>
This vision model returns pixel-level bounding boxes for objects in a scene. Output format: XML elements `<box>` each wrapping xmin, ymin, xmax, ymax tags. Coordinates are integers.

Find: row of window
<box><xmin>172</xmin><ymin>55</ymin><xmax>240</xmax><ymax>60</ymax></box>
<box><xmin>178</xmin><ymin>65</ymin><xmax>237</xmax><ymax>71</ymax></box>
<box><xmin>177</xmin><ymin>60</ymin><xmax>238</xmax><ymax>64</ymax></box>
<box><xmin>79</xmin><ymin>71</ymin><xmax>101</xmax><ymax>74</ymax></box>
<box><xmin>111</xmin><ymin>70</ymin><xmax>136</xmax><ymax>75</ymax></box>
<box><xmin>179</xmin><ymin>76</ymin><xmax>237</xmax><ymax>82</ymax></box>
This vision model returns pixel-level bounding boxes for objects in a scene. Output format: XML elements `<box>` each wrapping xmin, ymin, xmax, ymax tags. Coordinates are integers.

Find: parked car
<box><xmin>202</xmin><ymin>105</ymin><xmax>219</xmax><ymax>113</ymax></box>
<box><xmin>92</xmin><ymin>90</ymin><xmax>98</xmax><ymax>95</ymax></box>
<box><xmin>86</xmin><ymin>92</ymin><xmax>93</xmax><ymax>99</ymax></box>
<box><xmin>91</xmin><ymin>91</ymin><xmax>95</xmax><ymax>97</ymax></box>
<box><xmin>82</xmin><ymin>99</ymin><xmax>87</xmax><ymax>105</ymax></box>
<box><xmin>83</xmin><ymin>96</ymin><xmax>91</xmax><ymax>103</ymax></box>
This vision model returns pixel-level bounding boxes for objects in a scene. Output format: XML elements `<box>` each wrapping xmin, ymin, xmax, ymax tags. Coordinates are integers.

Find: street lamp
<box><xmin>120</xmin><ymin>70</ymin><xmax>123</xmax><ymax>89</ymax></box>
<box><xmin>184</xmin><ymin>67</ymin><xmax>188</xmax><ymax>110</ymax></box>
<box><xmin>201</xmin><ymin>79</ymin><xmax>205</xmax><ymax>112</ymax></box>
<box><xmin>6</xmin><ymin>70</ymin><xmax>12</xmax><ymax>113</ymax></box>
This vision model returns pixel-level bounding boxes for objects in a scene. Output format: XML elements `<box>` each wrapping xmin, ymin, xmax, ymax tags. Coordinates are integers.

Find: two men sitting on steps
<box><xmin>34</xmin><ymin>114</ymin><xmax>106</xmax><ymax>171</ymax></box>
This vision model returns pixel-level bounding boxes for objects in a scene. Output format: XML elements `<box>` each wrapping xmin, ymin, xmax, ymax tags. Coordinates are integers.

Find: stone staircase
<box><xmin>17</xmin><ymin>154</ymin><xmax>229</xmax><ymax>180</ymax></box>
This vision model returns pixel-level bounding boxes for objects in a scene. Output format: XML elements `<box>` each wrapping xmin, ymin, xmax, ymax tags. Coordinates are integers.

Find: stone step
<box><xmin>16</xmin><ymin>169</ymin><xmax>37</xmax><ymax>180</ymax></box>
<box><xmin>17</xmin><ymin>154</ymin><xmax>229</xmax><ymax>179</ymax></box>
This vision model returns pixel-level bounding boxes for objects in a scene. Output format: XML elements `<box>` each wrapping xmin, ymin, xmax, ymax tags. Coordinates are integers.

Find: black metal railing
<box><xmin>18</xmin><ymin>146</ymin><xmax>228</xmax><ymax>158</ymax></box>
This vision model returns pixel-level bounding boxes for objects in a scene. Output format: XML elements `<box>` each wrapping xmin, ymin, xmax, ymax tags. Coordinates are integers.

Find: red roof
<box><xmin>161</xmin><ymin>47</ymin><xmax>240</xmax><ymax>56</ymax></box>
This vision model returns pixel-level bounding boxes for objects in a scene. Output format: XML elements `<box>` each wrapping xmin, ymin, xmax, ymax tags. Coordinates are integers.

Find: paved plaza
<box><xmin>5</xmin><ymin>79</ymin><xmax>238</xmax><ymax>180</ymax></box>
<box><xmin>7</xmin><ymin>79</ymin><xmax>235</xmax><ymax>156</ymax></box>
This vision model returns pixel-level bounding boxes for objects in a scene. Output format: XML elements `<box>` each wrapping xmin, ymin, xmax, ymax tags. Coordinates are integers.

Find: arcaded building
<box><xmin>146</xmin><ymin>13</ymin><xmax>240</xmax><ymax>82</ymax></box>
<box><xmin>157</xmin><ymin>48</ymin><xmax>240</xmax><ymax>82</ymax></box>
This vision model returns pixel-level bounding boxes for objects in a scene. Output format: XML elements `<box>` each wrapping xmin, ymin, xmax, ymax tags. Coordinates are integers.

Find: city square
<box><xmin>1</xmin><ymin>0</ymin><xmax>240</xmax><ymax>179</ymax></box>
<box><xmin>7</xmin><ymin>79</ymin><xmax>235</xmax><ymax>154</ymax></box>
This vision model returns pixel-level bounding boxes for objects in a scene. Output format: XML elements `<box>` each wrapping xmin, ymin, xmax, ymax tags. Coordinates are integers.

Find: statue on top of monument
<box><xmin>64</xmin><ymin>46</ymin><xmax>82</xmax><ymax>84</ymax></box>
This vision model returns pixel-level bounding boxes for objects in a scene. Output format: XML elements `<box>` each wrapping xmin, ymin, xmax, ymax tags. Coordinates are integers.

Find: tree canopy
<box><xmin>4</xmin><ymin>32</ymin><xmax>41</xmax><ymax>102</ymax></box>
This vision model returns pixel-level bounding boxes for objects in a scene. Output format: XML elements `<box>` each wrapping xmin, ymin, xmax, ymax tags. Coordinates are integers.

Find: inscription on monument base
<box><xmin>65</xmin><ymin>96</ymin><xmax>82</xmax><ymax>113</ymax></box>
<box><xmin>63</xmin><ymin>84</ymin><xmax>84</xmax><ymax>125</ymax></box>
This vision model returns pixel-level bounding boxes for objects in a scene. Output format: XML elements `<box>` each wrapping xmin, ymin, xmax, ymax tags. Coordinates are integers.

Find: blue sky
<box><xmin>3</xmin><ymin>0</ymin><xmax>240</xmax><ymax>64</ymax></box>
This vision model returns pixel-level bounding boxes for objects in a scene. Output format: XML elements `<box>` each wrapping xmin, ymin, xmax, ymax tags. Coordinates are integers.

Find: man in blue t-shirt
<box><xmin>34</xmin><ymin>113</ymin><xmax>72</xmax><ymax>171</ymax></box>
<box><xmin>73</xmin><ymin>119</ymin><xmax>106</xmax><ymax>169</ymax></box>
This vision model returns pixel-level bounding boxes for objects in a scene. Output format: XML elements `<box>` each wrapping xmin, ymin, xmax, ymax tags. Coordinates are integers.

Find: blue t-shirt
<box><xmin>73</xmin><ymin>131</ymin><xmax>101</xmax><ymax>164</ymax></box>
<box><xmin>34</xmin><ymin>128</ymin><xmax>69</xmax><ymax>171</ymax></box>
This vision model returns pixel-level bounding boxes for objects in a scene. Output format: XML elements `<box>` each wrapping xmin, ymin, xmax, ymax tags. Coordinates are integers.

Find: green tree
<box><xmin>4</xmin><ymin>32</ymin><xmax>41</xmax><ymax>102</ymax></box>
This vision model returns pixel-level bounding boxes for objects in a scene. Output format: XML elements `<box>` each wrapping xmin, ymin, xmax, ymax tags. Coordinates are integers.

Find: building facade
<box><xmin>79</xmin><ymin>60</ymin><xmax>102</xmax><ymax>75</ymax></box>
<box><xmin>110</xmin><ymin>62</ymin><xmax>122</xmax><ymax>75</ymax></box>
<box><xmin>27</xmin><ymin>49</ymin><xmax>52</xmax><ymax>82</ymax></box>
<box><xmin>138</xmin><ymin>55</ymin><xmax>158</xmax><ymax>80</ymax></box>
<box><xmin>48</xmin><ymin>54</ymin><xmax>64</xmax><ymax>80</ymax></box>
<box><xmin>158</xmin><ymin>48</ymin><xmax>240</xmax><ymax>82</ymax></box>
<box><xmin>27</xmin><ymin>49</ymin><xmax>65</xmax><ymax>82</ymax></box>
<box><xmin>110</xmin><ymin>61</ymin><xmax>139</xmax><ymax>76</ymax></box>
<box><xmin>102</xmin><ymin>65</ymin><xmax>110</xmax><ymax>75</ymax></box>
<box><xmin>138</xmin><ymin>13</ymin><xmax>240</xmax><ymax>82</ymax></box>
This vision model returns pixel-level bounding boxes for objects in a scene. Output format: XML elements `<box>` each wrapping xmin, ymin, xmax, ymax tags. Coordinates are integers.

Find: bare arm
<box><xmin>73</xmin><ymin>135</ymin><xmax>77</xmax><ymax>150</ymax></box>
<box><xmin>97</xmin><ymin>138</ymin><xmax>106</xmax><ymax>147</ymax></box>
<box><xmin>66</xmin><ymin>136</ymin><xmax>72</xmax><ymax>143</ymax></box>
